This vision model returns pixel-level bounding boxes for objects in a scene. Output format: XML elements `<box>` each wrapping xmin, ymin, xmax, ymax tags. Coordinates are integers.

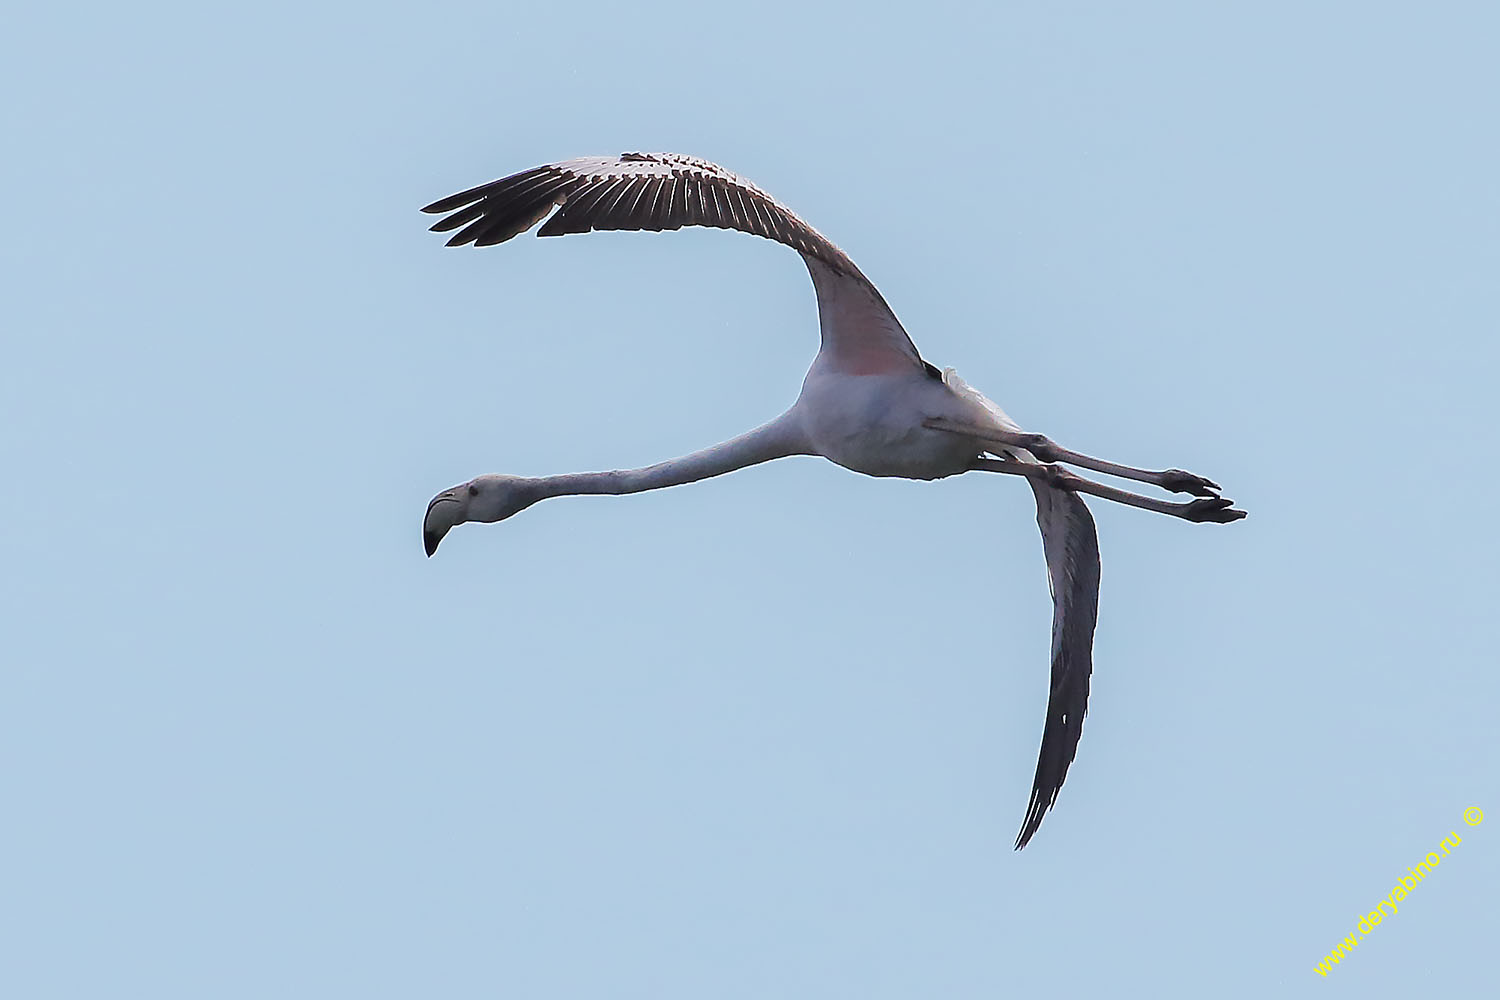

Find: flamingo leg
<box><xmin>969</xmin><ymin>458</ymin><xmax>1246</xmax><ymax>523</ymax></box>
<box><xmin>926</xmin><ymin>417</ymin><xmax>1223</xmax><ymax>497</ymax></box>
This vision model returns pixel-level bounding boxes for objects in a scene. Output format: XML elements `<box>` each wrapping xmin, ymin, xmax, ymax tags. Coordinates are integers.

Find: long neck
<box><xmin>530</xmin><ymin>409</ymin><xmax>811</xmax><ymax>500</ymax></box>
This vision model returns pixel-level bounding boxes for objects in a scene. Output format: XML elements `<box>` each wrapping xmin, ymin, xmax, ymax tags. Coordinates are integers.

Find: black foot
<box><xmin>1159</xmin><ymin>469</ymin><xmax>1222</xmax><ymax>497</ymax></box>
<box><xmin>1181</xmin><ymin>496</ymin><xmax>1248</xmax><ymax>523</ymax></box>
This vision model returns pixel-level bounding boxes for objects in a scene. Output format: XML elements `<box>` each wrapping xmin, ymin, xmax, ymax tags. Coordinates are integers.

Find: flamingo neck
<box><xmin>530</xmin><ymin>409</ymin><xmax>811</xmax><ymax>500</ymax></box>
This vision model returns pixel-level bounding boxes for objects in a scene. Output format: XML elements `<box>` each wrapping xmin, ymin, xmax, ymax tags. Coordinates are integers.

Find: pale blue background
<box><xmin>3</xmin><ymin>2</ymin><xmax>1495</xmax><ymax>996</ymax></box>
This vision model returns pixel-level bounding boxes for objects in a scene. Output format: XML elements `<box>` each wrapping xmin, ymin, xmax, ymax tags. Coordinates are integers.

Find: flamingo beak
<box><xmin>423</xmin><ymin>492</ymin><xmax>461</xmax><ymax>557</ymax></box>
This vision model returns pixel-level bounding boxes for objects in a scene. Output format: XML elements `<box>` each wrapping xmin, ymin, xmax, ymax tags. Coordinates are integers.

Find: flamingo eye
<box><xmin>467</xmin><ymin>484</ymin><xmax>480</xmax><ymax>497</ymax></box>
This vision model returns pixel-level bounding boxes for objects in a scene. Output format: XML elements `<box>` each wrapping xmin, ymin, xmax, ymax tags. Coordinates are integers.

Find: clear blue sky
<box><xmin>3</xmin><ymin>2</ymin><xmax>1495</xmax><ymax>996</ymax></box>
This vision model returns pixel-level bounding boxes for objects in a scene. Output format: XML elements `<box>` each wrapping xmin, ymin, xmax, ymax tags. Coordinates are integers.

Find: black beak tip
<box><xmin>424</xmin><ymin>530</ymin><xmax>441</xmax><ymax>557</ymax></box>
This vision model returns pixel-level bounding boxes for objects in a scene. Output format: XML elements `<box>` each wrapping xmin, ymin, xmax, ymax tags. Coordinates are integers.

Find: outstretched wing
<box><xmin>1015</xmin><ymin>482</ymin><xmax>1102</xmax><ymax>850</ymax></box>
<box><xmin>423</xmin><ymin>152</ymin><xmax>857</xmax><ymax>272</ymax></box>
<box><xmin>421</xmin><ymin>152</ymin><xmax>930</xmax><ymax>375</ymax></box>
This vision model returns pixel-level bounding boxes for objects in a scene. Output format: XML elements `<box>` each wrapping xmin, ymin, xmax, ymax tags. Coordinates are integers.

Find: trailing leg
<box><xmin>926</xmin><ymin>417</ymin><xmax>1222</xmax><ymax>497</ymax></box>
<box><xmin>969</xmin><ymin>458</ymin><xmax>1246</xmax><ymax>523</ymax></box>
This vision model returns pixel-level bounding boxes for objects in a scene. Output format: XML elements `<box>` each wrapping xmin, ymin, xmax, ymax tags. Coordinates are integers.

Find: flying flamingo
<box><xmin>419</xmin><ymin>152</ymin><xmax>1245</xmax><ymax>848</ymax></box>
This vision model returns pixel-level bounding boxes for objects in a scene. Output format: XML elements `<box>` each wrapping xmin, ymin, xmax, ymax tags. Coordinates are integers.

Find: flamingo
<box><xmin>419</xmin><ymin>152</ymin><xmax>1245</xmax><ymax>848</ymax></box>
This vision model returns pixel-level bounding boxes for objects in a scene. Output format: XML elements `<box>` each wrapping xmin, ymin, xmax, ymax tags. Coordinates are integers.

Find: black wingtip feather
<box><xmin>421</xmin><ymin>166</ymin><xmax>549</xmax><ymax>215</ymax></box>
<box><xmin>421</xmin><ymin>187</ymin><xmax>487</xmax><ymax>215</ymax></box>
<box><xmin>428</xmin><ymin>201</ymin><xmax>488</xmax><ymax>234</ymax></box>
